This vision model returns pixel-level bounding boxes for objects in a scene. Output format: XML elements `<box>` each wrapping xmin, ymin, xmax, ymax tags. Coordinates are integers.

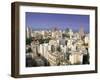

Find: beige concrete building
<box><xmin>69</xmin><ymin>51</ymin><xmax>83</xmax><ymax>64</ymax></box>
<box><xmin>47</xmin><ymin>51</ymin><xmax>64</xmax><ymax>66</ymax></box>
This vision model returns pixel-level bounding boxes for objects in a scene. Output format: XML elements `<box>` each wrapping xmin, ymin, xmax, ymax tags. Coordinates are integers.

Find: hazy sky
<box><xmin>26</xmin><ymin>12</ymin><xmax>89</xmax><ymax>32</ymax></box>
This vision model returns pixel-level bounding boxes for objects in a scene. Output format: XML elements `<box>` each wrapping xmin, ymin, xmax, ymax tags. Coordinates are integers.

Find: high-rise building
<box><xmin>26</xmin><ymin>27</ymin><xmax>33</xmax><ymax>38</ymax></box>
<box><xmin>79</xmin><ymin>26</ymin><xmax>84</xmax><ymax>39</ymax></box>
<box><xmin>31</xmin><ymin>41</ymin><xmax>39</xmax><ymax>57</ymax></box>
<box><xmin>68</xmin><ymin>29</ymin><xmax>73</xmax><ymax>39</ymax></box>
<box><xmin>47</xmin><ymin>51</ymin><xmax>62</xmax><ymax>66</ymax></box>
<box><xmin>84</xmin><ymin>34</ymin><xmax>89</xmax><ymax>44</ymax></box>
<box><xmin>26</xmin><ymin>27</ymin><xmax>30</xmax><ymax>38</ymax></box>
<box><xmin>69</xmin><ymin>51</ymin><xmax>83</xmax><ymax>64</ymax></box>
<box><xmin>39</xmin><ymin>43</ymin><xmax>49</xmax><ymax>59</ymax></box>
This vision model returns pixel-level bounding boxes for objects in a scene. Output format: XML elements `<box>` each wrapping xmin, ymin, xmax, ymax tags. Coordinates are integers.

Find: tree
<box><xmin>26</xmin><ymin>38</ymin><xmax>32</xmax><ymax>45</ymax></box>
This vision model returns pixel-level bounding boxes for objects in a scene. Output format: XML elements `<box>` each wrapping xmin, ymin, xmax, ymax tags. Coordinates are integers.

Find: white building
<box><xmin>60</xmin><ymin>45</ymin><xmax>67</xmax><ymax>54</ymax></box>
<box><xmin>39</xmin><ymin>44</ymin><xmax>44</xmax><ymax>56</ymax></box>
<box><xmin>49</xmin><ymin>39</ymin><xmax>58</xmax><ymax>46</ymax></box>
<box><xmin>71</xmin><ymin>44</ymin><xmax>77</xmax><ymax>51</ymax></box>
<box><xmin>67</xmin><ymin>39</ymin><xmax>73</xmax><ymax>48</ymax></box>
<box><xmin>68</xmin><ymin>29</ymin><xmax>73</xmax><ymax>39</ymax></box>
<box><xmin>84</xmin><ymin>35</ymin><xmax>89</xmax><ymax>44</ymax></box>
<box><xmin>39</xmin><ymin>43</ymin><xmax>49</xmax><ymax>59</ymax></box>
<box><xmin>31</xmin><ymin>41</ymin><xmax>39</xmax><ymax>57</ymax></box>
<box><xmin>69</xmin><ymin>51</ymin><xmax>83</xmax><ymax>64</ymax></box>
<box><xmin>26</xmin><ymin>27</ymin><xmax>31</xmax><ymax>38</ymax></box>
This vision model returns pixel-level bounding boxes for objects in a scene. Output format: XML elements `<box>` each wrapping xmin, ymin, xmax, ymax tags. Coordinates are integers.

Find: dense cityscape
<box><xmin>26</xmin><ymin>26</ymin><xmax>90</xmax><ymax>67</ymax></box>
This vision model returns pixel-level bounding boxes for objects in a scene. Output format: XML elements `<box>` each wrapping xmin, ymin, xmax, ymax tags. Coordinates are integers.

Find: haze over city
<box><xmin>26</xmin><ymin>12</ymin><xmax>89</xmax><ymax>33</ymax></box>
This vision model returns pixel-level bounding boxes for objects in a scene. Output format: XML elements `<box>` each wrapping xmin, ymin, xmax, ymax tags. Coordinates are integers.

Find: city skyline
<box><xmin>26</xmin><ymin>12</ymin><xmax>90</xmax><ymax>32</ymax></box>
<box><xmin>26</xmin><ymin>12</ymin><xmax>90</xmax><ymax>67</ymax></box>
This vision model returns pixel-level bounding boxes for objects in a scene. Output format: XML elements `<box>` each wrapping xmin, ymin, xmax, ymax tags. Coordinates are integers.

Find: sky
<box><xmin>26</xmin><ymin>12</ymin><xmax>89</xmax><ymax>32</ymax></box>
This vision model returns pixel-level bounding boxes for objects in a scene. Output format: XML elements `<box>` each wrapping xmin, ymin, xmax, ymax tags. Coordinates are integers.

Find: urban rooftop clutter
<box><xmin>26</xmin><ymin>27</ymin><xmax>89</xmax><ymax>67</ymax></box>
